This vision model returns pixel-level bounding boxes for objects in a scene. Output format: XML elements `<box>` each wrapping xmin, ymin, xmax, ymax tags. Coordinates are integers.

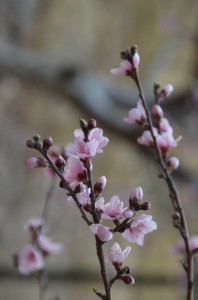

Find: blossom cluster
<box><xmin>111</xmin><ymin>47</ymin><xmax>181</xmax><ymax>171</ymax></box>
<box><xmin>12</xmin><ymin>218</ymin><xmax>62</xmax><ymax>275</ymax></box>
<box><xmin>24</xmin><ymin>119</ymin><xmax>157</xmax><ymax>286</ymax></box>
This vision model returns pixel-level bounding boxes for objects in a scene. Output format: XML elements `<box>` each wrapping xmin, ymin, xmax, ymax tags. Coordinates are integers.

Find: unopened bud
<box><xmin>167</xmin><ymin>157</ymin><xmax>179</xmax><ymax>171</ymax></box>
<box><xmin>55</xmin><ymin>156</ymin><xmax>66</xmax><ymax>172</ymax></box>
<box><xmin>140</xmin><ymin>201</ymin><xmax>151</xmax><ymax>211</ymax></box>
<box><xmin>130</xmin><ymin>45</ymin><xmax>140</xmax><ymax>69</ymax></box>
<box><xmin>130</xmin><ymin>187</ymin><xmax>143</xmax><ymax>201</ymax></box>
<box><xmin>172</xmin><ymin>212</ymin><xmax>181</xmax><ymax>223</ymax></box>
<box><xmin>94</xmin><ymin>176</ymin><xmax>107</xmax><ymax>196</ymax></box>
<box><xmin>157</xmin><ymin>84</ymin><xmax>174</xmax><ymax>100</ymax></box>
<box><xmin>74</xmin><ymin>183</ymin><xmax>85</xmax><ymax>194</ymax></box>
<box><xmin>121</xmin><ymin>275</ymin><xmax>135</xmax><ymax>285</ymax></box>
<box><xmin>33</xmin><ymin>134</ymin><xmax>41</xmax><ymax>142</ymax></box>
<box><xmin>122</xmin><ymin>266</ymin><xmax>131</xmax><ymax>275</ymax></box>
<box><xmin>59</xmin><ymin>180</ymin><xmax>67</xmax><ymax>189</ymax></box>
<box><xmin>152</xmin><ymin>104</ymin><xmax>164</xmax><ymax>122</ymax></box>
<box><xmin>43</xmin><ymin>136</ymin><xmax>53</xmax><ymax>151</ymax></box>
<box><xmin>26</xmin><ymin>140</ymin><xmax>35</xmax><ymax>148</ymax></box>
<box><xmin>87</xmin><ymin>119</ymin><xmax>97</xmax><ymax>131</ymax></box>
<box><xmin>123</xmin><ymin>209</ymin><xmax>135</xmax><ymax>219</ymax></box>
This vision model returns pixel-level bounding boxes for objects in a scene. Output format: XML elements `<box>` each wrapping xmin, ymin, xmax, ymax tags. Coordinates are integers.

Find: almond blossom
<box><xmin>123</xmin><ymin>100</ymin><xmax>146</xmax><ymax>125</ymax></box>
<box><xmin>122</xmin><ymin>214</ymin><xmax>157</xmax><ymax>245</ymax></box>
<box><xmin>108</xmin><ymin>242</ymin><xmax>131</xmax><ymax>266</ymax></box>
<box><xmin>18</xmin><ymin>244</ymin><xmax>44</xmax><ymax>275</ymax></box>
<box><xmin>89</xmin><ymin>224</ymin><xmax>113</xmax><ymax>242</ymax></box>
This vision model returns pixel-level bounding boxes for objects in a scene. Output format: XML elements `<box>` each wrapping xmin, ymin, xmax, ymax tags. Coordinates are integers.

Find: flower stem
<box><xmin>133</xmin><ymin>68</ymin><xmax>194</xmax><ymax>300</ymax></box>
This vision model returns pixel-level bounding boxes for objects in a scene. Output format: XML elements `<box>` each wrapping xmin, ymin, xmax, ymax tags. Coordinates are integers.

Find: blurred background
<box><xmin>0</xmin><ymin>0</ymin><xmax>198</xmax><ymax>299</ymax></box>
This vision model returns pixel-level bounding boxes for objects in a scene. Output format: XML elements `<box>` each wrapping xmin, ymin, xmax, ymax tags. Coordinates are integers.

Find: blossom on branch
<box><xmin>108</xmin><ymin>242</ymin><xmax>131</xmax><ymax>266</ymax></box>
<box><xmin>122</xmin><ymin>214</ymin><xmax>157</xmax><ymax>245</ymax></box>
<box><xmin>123</xmin><ymin>100</ymin><xmax>147</xmax><ymax>125</ymax></box>
<box><xmin>89</xmin><ymin>224</ymin><xmax>113</xmax><ymax>242</ymax></box>
<box><xmin>18</xmin><ymin>244</ymin><xmax>44</xmax><ymax>275</ymax></box>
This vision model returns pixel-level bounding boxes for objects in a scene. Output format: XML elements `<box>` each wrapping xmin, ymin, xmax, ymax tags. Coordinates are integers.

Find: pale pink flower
<box><xmin>38</xmin><ymin>235</ymin><xmax>62</xmax><ymax>256</ymax></box>
<box><xmin>25</xmin><ymin>157</ymin><xmax>46</xmax><ymax>168</ymax></box>
<box><xmin>89</xmin><ymin>224</ymin><xmax>113</xmax><ymax>242</ymax></box>
<box><xmin>122</xmin><ymin>214</ymin><xmax>157</xmax><ymax>245</ymax></box>
<box><xmin>74</xmin><ymin>128</ymin><xmax>109</xmax><ymax>154</ymax></box>
<box><xmin>65</xmin><ymin>138</ymin><xmax>99</xmax><ymax>160</ymax></box>
<box><xmin>65</xmin><ymin>155</ymin><xmax>87</xmax><ymax>183</ymax></box>
<box><xmin>172</xmin><ymin>236</ymin><xmax>198</xmax><ymax>255</ymax></box>
<box><xmin>18</xmin><ymin>244</ymin><xmax>44</xmax><ymax>275</ymax></box>
<box><xmin>156</xmin><ymin>132</ymin><xmax>182</xmax><ymax>154</ymax></box>
<box><xmin>101</xmin><ymin>195</ymin><xmax>124</xmax><ymax>220</ymax></box>
<box><xmin>123</xmin><ymin>100</ymin><xmax>146</xmax><ymax>125</ymax></box>
<box><xmin>66</xmin><ymin>187</ymin><xmax>91</xmax><ymax>208</ymax></box>
<box><xmin>157</xmin><ymin>84</ymin><xmax>174</xmax><ymax>100</ymax></box>
<box><xmin>108</xmin><ymin>242</ymin><xmax>131</xmax><ymax>265</ymax></box>
<box><xmin>130</xmin><ymin>187</ymin><xmax>143</xmax><ymax>201</ymax></box>
<box><xmin>95</xmin><ymin>197</ymin><xmax>105</xmax><ymax>211</ymax></box>
<box><xmin>159</xmin><ymin>118</ymin><xmax>173</xmax><ymax>134</ymax></box>
<box><xmin>111</xmin><ymin>60</ymin><xmax>132</xmax><ymax>76</ymax></box>
<box><xmin>167</xmin><ymin>156</ymin><xmax>179</xmax><ymax>171</ymax></box>
<box><xmin>137</xmin><ymin>129</ymin><xmax>157</xmax><ymax>147</ymax></box>
<box><xmin>151</xmin><ymin>104</ymin><xmax>164</xmax><ymax>121</ymax></box>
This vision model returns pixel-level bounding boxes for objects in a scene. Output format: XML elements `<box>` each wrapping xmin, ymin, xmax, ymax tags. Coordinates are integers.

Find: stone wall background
<box><xmin>0</xmin><ymin>1</ymin><xmax>198</xmax><ymax>299</ymax></box>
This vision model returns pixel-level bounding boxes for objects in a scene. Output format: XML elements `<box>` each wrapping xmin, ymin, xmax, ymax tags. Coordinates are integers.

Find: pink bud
<box><xmin>43</xmin><ymin>136</ymin><xmax>53</xmax><ymax>151</ymax></box>
<box><xmin>25</xmin><ymin>157</ymin><xmax>46</xmax><ymax>168</ymax></box>
<box><xmin>130</xmin><ymin>187</ymin><xmax>143</xmax><ymax>200</ymax></box>
<box><xmin>157</xmin><ymin>84</ymin><xmax>174</xmax><ymax>100</ymax></box>
<box><xmin>167</xmin><ymin>157</ymin><xmax>179</xmax><ymax>171</ymax></box>
<box><xmin>94</xmin><ymin>176</ymin><xmax>107</xmax><ymax>195</ymax></box>
<box><xmin>132</xmin><ymin>52</ymin><xmax>140</xmax><ymax>69</ymax></box>
<box><xmin>151</xmin><ymin>104</ymin><xmax>164</xmax><ymax>121</ymax></box>
<box><xmin>123</xmin><ymin>209</ymin><xmax>135</xmax><ymax>219</ymax></box>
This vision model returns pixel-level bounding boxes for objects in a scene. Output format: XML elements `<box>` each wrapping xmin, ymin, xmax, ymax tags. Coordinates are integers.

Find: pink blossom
<box><xmin>65</xmin><ymin>138</ymin><xmax>99</xmax><ymax>160</ymax></box>
<box><xmin>159</xmin><ymin>118</ymin><xmax>173</xmax><ymax>134</ymax></box>
<box><xmin>25</xmin><ymin>157</ymin><xmax>46</xmax><ymax>168</ymax></box>
<box><xmin>89</xmin><ymin>224</ymin><xmax>113</xmax><ymax>242</ymax></box>
<box><xmin>167</xmin><ymin>156</ymin><xmax>179</xmax><ymax>171</ymax></box>
<box><xmin>156</xmin><ymin>132</ymin><xmax>182</xmax><ymax>154</ymax></box>
<box><xmin>101</xmin><ymin>195</ymin><xmax>124</xmax><ymax>220</ymax></box>
<box><xmin>137</xmin><ymin>129</ymin><xmax>157</xmax><ymax>147</ymax></box>
<box><xmin>130</xmin><ymin>187</ymin><xmax>143</xmax><ymax>201</ymax></box>
<box><xmin>108</xmin><ymin>242</ymin><xmax>131</xmax><ymax>265</ymax></box>
<box><xmin>18</xmin><ymin>244</ymin><xmax>44</xmax><ymax>275</ymax></box>
<box><xmin>111</xmin><ymin>60</ymin><xmax>132</xmax><ymax>76</ymax></box>
<box><xmin>157</xmin><ymin>84</ymin><xmax>174</xmax><ymax>100</ymax></box>
<box><xmin>38</xmin><ymin>235</ymin><xmax>62</xmax><ymax>256</ymax></box>
<box><xmin>66</xmin><ymin>187</ymin><xmax>91</xmax><ymax>208</ymax></box>
<box><xmin>95</xmin><ymin>197</ymin><xmax>105</xmax><ymax>211</ymax></box>
<box><xmin>172</xmin><ymin>236</ymin><xmax>198</xmax><ymax>255</ymax></box>
<box><xmin>122</xmin><ymin>214</ymin><xmax>157</xmax><ymax>245</ymax></box>
<box><xmin>65</xmin><ymin>155</ymin><xmax>87</xmax><ymax>183</ymax></box>
<box><xmin>123</xmin><ymin>100</ymin><xmax>146</xmax><ymax>125</ymax></box>
<box><xmin>74</xmin><ymin>128</ymin><xmax>109</xmax><ymax>154</ymax></box>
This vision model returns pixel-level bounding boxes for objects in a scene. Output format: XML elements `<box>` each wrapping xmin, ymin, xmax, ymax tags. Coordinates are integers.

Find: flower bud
<box><xmin>152</xmin><ymin>104</ymin><xmax>164</xmax><ymax>122</ymax></box>
<box><xmin>172</xmin><ymin>212</ymin><xmax>181</xmax><ymax>223</ymax></box>
<box><xmin>55</xmin><ymin>156</ymin><xmax>66</xmax><ymax>172</ymax></box>
<box><xmin>94</xmin><ymin>176</ymin><xmax>107</xmax><ymax>196</ymax></box>
<box><xmin>167</xmin><ymin>157</ymin><xmax>179</xmax><ymax>171</ymax></box>
<box><xmin>25</xmin><ymin>157</ymin><xmax>47</xmax><ymax>168</ymax></box>
<box><xmin>43</xmin><ymin>136</ymin><xmax>53</xmax><ymax>151</ymax></box>
<box><xmin>130</xmin><ymin>45</ymin><xmax>140</xmax><ymax>69</ymax></box>
<box><xmin>87</xmin><ymin>119</ymin><xmax>97</xmax><ymax>130</ymax></box>
<box><xmin>140</xmin><ymin>201</ymin><xmax>151</xmax><ymax>211</ymax></box>
<box><xmin>121</xmin><ymin>275</ymin><xmax>135</xmax><ymax>285</ymax></box>
<box><xmin>123</xmin><ymin>209</ymin><xmax>135</xmax><ymax>219</ymax></box>
<box><xmin>26</xmin><ymin>140</ymin><xmax>35</xmax><ymax>148</ymax></box>
<box><xmin>130</xmin><ymin>187</ymin><xmax>143</xmax><ymax>201</ymax></box>
<box><xmin>33</xmin><ymin>134</ymin><xmax>41</xmax><ymax>142</ymax></box>
<box><xmin>157</xmin><ymin>84</ymin><xmax>174</xmax><ymax>100</ymax></box>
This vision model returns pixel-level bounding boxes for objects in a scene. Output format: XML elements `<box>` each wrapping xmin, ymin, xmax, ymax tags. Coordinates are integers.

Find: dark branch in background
<box><xmin>0</xmin><ymin>41</ymin><xmax>196</xmax><ymax>184</ymax></box>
